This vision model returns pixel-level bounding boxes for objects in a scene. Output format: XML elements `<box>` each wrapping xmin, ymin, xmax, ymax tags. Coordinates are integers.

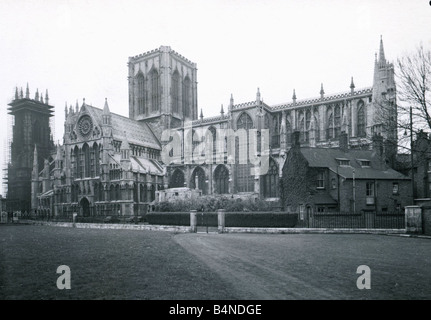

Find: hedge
<box><xmin>146</xmin><ymin>211</ymin><xmax>298</xmax><ymax>228</ymax></box>
<box><xmin>225</xmin><ymin>212</ymin><xmax>298</xmax><ymax>227</ymax></box>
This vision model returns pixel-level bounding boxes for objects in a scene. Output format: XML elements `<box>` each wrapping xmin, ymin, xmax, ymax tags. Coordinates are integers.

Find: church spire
<box><xmin>256</xmin><ymin>87</ymin><xmax>261</xmax><ymax>103</ymax></box>
<box><xmin>350</xmin><ymin>77</ymin><xmax>355</xmax><ymax>94</ymax></box>
<box><xmin>320</xmin><ymin>83</ymin><xmax>325</xmax><ymax>99</ymax></box>
<box><xmin>220</xmin><ymin>104</ymin><xmax>224</xmax><ymax>116</ymax></box>
<box><xmin>102</xmin><ymin>98</ymin><xmax>111</xmax><ymax>126</ymax></box>
<box><xmin>200</xmin><ymin>108</ymin><xmax>204</xmax><ymax>120</ymax></box>
<box><xmin>25</xmin><ymin>83</ymin><xmax>30</xmax><ymax>99</ymax></box>
<box><xmin>292</xmin><ymin>89</ymin><xmax>297</xmax><ymax>104</ymax></box>
<box><xmin>379</xmin><ymin>35</ymin><xmax>386</xmax><ymax>65</ymax></box>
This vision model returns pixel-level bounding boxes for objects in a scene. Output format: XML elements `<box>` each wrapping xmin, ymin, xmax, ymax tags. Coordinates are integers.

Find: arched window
<box><xmin>285</xmin><ymin>117</ymin><xmax>292</xmax><ymax>145</ymax></box>
<box><xmin>140</xmin><ymin>184</ymin><xmax>145</xmax><ymax>202</ymax></box>
<box><xmin>183</xmin><ymin>76</ymin><xmax>191</xmax><ymax>118</ymax></box>
<box><xmin>150</xmin><ymin>68</ymin><xmax>159</xmax><ymax>112</ymax></box>
<box><xmin>236</xmin><ymin>113</ymin><xmax>254</xmax><ymax>192</ymax></box>
<box><xmin>357</xmin><ymin>101</ymin><xmax>366</xmax><ymax>137</ymax></box>
<box><xmin>299</xmin><ymin>114</ymin><xmax>305</xmax><ymax>142</ymax></box>
<box><xmin>143</xmin><ymin>184</ymin><xmax>148</xmax><ymax>202</ymax></box>
<box><xmin>334</xmin><ymin>104</ymin><xmax>341</xmax><ymax>138</ymax></box>
<box><xmin>133</xmin><ymin>183</ymin><xmax>138</xmax><ymax>202</ymax></box>
<box><xmin>74</xmin><ymin>146</ymin><xmax>81</xmax><ymax>178</ymax></box>
<box><xmin>237</xmin><ymin>112</ymin><xmax>253</xmax><ymax>130</ymax></box>
<box><xmin>94</xmin><ymin>183</ymin><xmax>99</xmax><ymax>202</ymax></box>
<box><xmin>326</xmin><ymin>107</ymin><xmax>334</xmax><ymax>140</ymax></box>
<box><xmin>172</xmin><ymin>70</ymin><xmax>180</xmax><ymax>114</ymax></box>
<box><xmin>314</xmin><ymin>114</ymin><xmax>320</xmax><ymax>141</ymax></box>
<box><xmin>136</xmin><ymin>71</ymin><xmax>145</xmax><ymax>115</ymax></box>
<box><xmin>214</xmin><ymin>165</ymin><xmax>229</xmax><ymax>194</ymax></box>
<box><xmin>115</xmin><ymin>184</ymin><xmax>121</xmax><ymax>201</ymax></box>
<box><xmin>32</xmin><ymin>120</ymin><xmax>40</xmax><ymax>144</ymax></box>
<box><xmin>150</xmin><ymin>185</ymin><xmax>156</xmax><ymax>202</ymax></box>
<box><xmin>93</xmin><ymin>143</ymin><xmax>100</xmax><ymax>177</ymax></box>
<box><xmin>305</xmin><ymin>110</ymin><xmax>311</xmax><ymax>143</ymax></box>
<box><xmin>170</xmin><ymin>169</ymin><xmax>185</xmax><ymax>188</ymax></box>
<box><xmin>99</xmin><ymin>183</ymin><xmax>104</xmax><ymax>202</ymax></box>
<box><xmin>262</xmin><ymin>158</ymin><xmax>279</xmax><ymax>198</ymax></box>
<box><xmin>82</xmin><ymin>143</ymin><xmax>90</xmax><ymax>178</ymax></box>
<box><xmin>190</xmin><ymin>167</ymin><xmax>207</xmax><ymax>194</ymax></box>
<box><xmin>272</xmin><ymin>114</ymin><xmax>281</xmax><ymax>148</ymax></box>
<box><xmin>110</xmin><ymin>185</ymin><xmax>115</xmax><ymax>201</ymax></box>
<box><xmin>207</xmin><ymin>127</ymin><xmax>217</xmax><ymax>163</ymax></box>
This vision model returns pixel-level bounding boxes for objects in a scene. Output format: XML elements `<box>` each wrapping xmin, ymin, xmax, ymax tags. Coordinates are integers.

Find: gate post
<box><xmin>72</xmin><ymin>213</ymin><xmax>77</xmax><ymax>228</ymax></box>
<box><xmin>217</xmin><ymin>209</ymin><xmax>225</xmax><ymax>234</ymax></box>
<box><xmin>190</xmin><ymin>210</ymin><xmax>197</xmax><ymax>233</ymax></box>
<box><xmin>405</xmin><ymin>206</ymin><xmax>422</xmax><ymax>234</ymax></box>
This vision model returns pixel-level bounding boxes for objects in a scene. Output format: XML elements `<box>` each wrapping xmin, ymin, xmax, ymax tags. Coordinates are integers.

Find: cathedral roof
<box><xmin>83</xmin><ymin>104</ymin><xmax>161</xmax><ymax>150</ymax></box>
<box><xmin>109</xmin><ymin>153</ymin><xmax>164</xmax><ymax>175</ymax></box>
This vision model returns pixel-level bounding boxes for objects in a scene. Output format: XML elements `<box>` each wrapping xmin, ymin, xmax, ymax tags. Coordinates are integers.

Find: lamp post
<box><xmin>405</xmin><ymin>106</ymin><xmax>415</xmax><ymax>203</ymax></box>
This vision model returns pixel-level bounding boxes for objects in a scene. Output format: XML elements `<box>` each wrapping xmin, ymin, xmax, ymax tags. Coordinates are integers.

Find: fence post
<box><xmin>217</xmin><ymin>209</ymin><xmax>225</xmax><ymax>234</ymax></box>
<box><xmin>190</xmin><ymin>210</ymin><xmax>197</xmax><ymax>233</ymax></box>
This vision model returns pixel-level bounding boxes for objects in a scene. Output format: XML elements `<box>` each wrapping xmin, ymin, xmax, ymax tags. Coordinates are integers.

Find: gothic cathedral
<box><xmin>5</xmin><ymin>38</ymin><xmax>396</xmax><ymax>216</ymax></box>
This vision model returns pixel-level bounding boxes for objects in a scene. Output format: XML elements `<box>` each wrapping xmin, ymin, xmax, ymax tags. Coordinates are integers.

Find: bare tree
<box><xmin>397</xmin><ymin>44</ymin><xmax>431</xmax><ymax>136</ymax></box>
<box><xmin>372</xmin><ymin>44</ymin><xmax>431</xmax><ymax>155</ymax></box>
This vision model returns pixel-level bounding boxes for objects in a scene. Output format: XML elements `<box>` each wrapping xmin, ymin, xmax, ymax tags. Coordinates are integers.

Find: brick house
<box><xmin>280</xmin><ymin>132</ymin><xmax>412</xmax><ymax>217</ymax></box>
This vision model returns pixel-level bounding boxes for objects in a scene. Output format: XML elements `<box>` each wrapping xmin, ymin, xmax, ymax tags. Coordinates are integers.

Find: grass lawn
<box><xmin>0</xmin><ymin>225</ymin><xmax>237</xmax><ymax>300</ymax></box>
<box><xmin>1</xmin><ymin>225</ymin><xmax>431</xmax><ymax>300</ymax></box>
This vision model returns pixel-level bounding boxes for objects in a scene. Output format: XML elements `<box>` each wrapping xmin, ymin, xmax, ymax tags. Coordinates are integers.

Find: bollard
<box><xmin>190</xmin><ymin>210</ymin><xmax>197</xmax><ymax>233</ymax></box>
<box><xmin>217</xmin><ymin>209</ymin><xmax>225</xmax><ymax>234</ymax></box>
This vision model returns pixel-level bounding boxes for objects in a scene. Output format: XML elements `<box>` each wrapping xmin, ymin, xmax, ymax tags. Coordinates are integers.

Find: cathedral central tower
<box><xmin>128</xmin><ymin>46</ymin><xmax>198</xmax><ymax>138</ymax></box>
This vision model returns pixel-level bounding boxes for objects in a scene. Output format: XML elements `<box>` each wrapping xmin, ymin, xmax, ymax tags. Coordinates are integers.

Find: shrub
<box><xmin>154</xmin><ymin>195</ymin><xmax>277</xmax><ymax>213</ymax></box>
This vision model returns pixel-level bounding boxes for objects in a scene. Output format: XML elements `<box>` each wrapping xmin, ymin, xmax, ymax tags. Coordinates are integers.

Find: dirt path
<box><xmin>174</xmin><ymin>233</ymin><xmax>343</xmax><ymax>299</ymax></box>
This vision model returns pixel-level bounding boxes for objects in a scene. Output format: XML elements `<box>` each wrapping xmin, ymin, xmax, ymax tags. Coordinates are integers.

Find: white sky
<box><xmin>0</xmin><ymin>0</ymin><xmax>430</xmax><ymax>195</ymax></box>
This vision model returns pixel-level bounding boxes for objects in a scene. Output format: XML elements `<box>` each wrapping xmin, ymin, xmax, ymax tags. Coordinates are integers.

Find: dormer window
<box><xmin>358</xmin><ymin>159</ymin><xmax>371</xmax><ymax>167</ymax></box>
<box><xmin>336</xmin><ymin>158</ymin><xmax>350</xmax><ymax>166</ymax></box>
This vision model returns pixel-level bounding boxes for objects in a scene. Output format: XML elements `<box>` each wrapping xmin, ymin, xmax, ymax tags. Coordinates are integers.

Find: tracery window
<box><xmin>357</xmin><ymin>101</ymin><xmax>366</xmax><ymax>137</ymax></box>
<box><xmin>214</xmin><ymin>165</ymin><xmax>229</xmax><ymax>194</ymax></box>
<box><xmin>136</xmin><ymin>72</ymin><xmax>145</xmax><ymax>115</ymax></box>
<box><xmin>172</xmin><ymin>70</ymin><xmax>180</xmax><ymax>114</ymax></box>
<box><xmin>236</xmin><ymin>113</ymin><xmax>254</xmax><ymax>192</ymax></box>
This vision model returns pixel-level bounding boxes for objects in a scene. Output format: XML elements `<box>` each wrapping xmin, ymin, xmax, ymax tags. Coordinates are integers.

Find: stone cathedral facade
<box><xmin>23</xmin><ymin>38</ymin><xmax>396</xmax><ymax>217</ymax></box>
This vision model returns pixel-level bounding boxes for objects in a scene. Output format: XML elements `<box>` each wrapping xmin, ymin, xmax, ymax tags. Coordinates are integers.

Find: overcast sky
<box><xmin>0</xmin><ymin>0</ymin><xmax>430</xmax><ymax>196</ymax></box>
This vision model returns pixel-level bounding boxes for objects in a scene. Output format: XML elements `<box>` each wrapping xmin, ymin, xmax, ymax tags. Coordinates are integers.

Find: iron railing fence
<box><xmin>306</xmin><ymin>211</ymin><xmax>405</xmax><ymax>229</ymax></box>
<box><xmin>17</xmin><ymin>210</ymin><xmax>406</xmax><ymax>229</ymax></box>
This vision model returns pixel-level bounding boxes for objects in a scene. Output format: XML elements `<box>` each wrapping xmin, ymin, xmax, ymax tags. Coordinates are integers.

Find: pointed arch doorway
<box><xmin>80</xmin><ymin>197</ymin><xmax>91</xmax><ymax>217</ymax></box>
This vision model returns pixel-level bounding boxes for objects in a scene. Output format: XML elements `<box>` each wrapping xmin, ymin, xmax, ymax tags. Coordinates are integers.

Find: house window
<box><xmin>392</xmin><ymin>182</ymin><xmax>399</xmax><ymax>194</ymax></box>
<box><xmin>366</xmin><ymin>182</ymin><xmax>375</xmax><ymax>205</ymax></box>
<box><xmin>366</xmin><ymin>182</ymin><xmax>374</xmax><ymax>196</ymax></box>
<box><xmin>317</xmin><ymin>172</ymin><xmax>325</xmax><ymax>189</ymax></box>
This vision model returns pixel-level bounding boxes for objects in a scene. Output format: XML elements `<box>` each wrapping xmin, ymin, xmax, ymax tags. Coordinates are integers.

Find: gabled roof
<box><xmin>83</xmin><ymin>104</ymin><xmax>161</xmax><ymax>150</ymax></box>
<box><xmin>299</xmin><ymin>147</ymin><xmax>410</xmax><ymax>180</ymax></box>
